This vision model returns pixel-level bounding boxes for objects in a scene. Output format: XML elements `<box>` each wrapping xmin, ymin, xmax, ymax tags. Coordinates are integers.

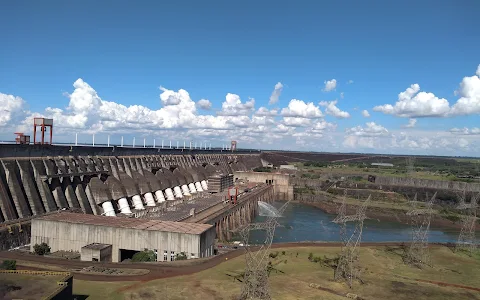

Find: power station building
<box><xmin>30</xmin><ymin>212</ymin><xmax>216</xmax><ymax>262</ymax></box>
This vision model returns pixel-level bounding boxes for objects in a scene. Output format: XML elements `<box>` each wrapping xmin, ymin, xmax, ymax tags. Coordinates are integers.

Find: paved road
<box><xmin>0</xmin><ymin>242</ymin><xmax>414</xmax><ymax>282</ymax></box>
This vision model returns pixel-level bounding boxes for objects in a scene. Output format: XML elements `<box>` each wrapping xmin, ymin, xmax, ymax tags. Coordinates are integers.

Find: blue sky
<box><xmin>1</xmin><ymin>0</ymin><xmax>479</xmax><ymax>155</ymax></box>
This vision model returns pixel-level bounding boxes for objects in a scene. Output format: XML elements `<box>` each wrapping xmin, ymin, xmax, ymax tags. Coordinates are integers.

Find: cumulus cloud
<box><xmin>323</xmin><ymin>79</ymin><xmax>337</xmax><ymax>92</ymax></box>
<box><xmin>361</xmin><ymin>110</ymin><xmax>370</xmax><ymax>117</ymax></box>
<box><xmin>319</xmin><ymin>100</ymin><xmax>350</xmax><ymax>118</ymax></box>
<box><xmin>373</xmin><ymin>84</ymin><xmax>450</xmax><ymax>117</ymax></box>
<box><xmin>269</xmin><ymin>82</ymin><xmax>283</xmax><ymax>105</ymax></box>
<box><xmin>404</xmin><ymin>118</ymin><xmax>417</xmax><ymax>128</ymax></box>
<box><xmin>196</xmin><ymin>99</ymin><xmax>212</xmax><ymax>110</ymax></box>
<box><xmin>255</xmin><ymin>107</ymin><xmax>278</xmax><ymax>116</ymax></box>
<box><xmin>281</xmin><ymin>99</ymin><xmax>323</xmax><ymax>118</ymax></box>
<box><xmin>449</xmin><ymin>127</ymin><xmax>480</xmax><ymax>135</ymax></box>
<box><xmin>218</xmin><ymin>94</ymin><xmax>255</xmax><ymax>116</ymax></box>
<box><xmin>0</xmin><ymin>93</ymin><xmax>26</xmax><ymax>127</ymax></box>
<box><xmin>374</xmin><ymin>64</ymin><xmax>480</xmax><ymax>118</ymax></box>
<box><xmin>346</xmin><ymin>122</ymin><xmax>390</xmax><ymax>137</ymax></box>
<box><xmin>282</xmin><ymin>117</ymin><xmax>312</xmax><ymax>127</ymax></box>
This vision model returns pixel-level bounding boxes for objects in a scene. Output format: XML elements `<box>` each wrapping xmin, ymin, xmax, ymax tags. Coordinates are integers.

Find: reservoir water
<box><xmin>248</xmin><ymin>201</ymin><xmax>464</xmax><ymax>244</ymax></box>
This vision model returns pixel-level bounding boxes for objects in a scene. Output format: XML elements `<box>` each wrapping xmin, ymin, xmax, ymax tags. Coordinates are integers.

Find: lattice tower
<box><xmin>332</xmin><ymin>195</ymin><xmax>371</xmax><ymax>288</ymax></box>
<box><xmin>406</xmin><ymin>156</ymin><xmax>416</xmax><ymax>177</ymax></box>
<box><xmin>455</xmin><ymin>190</ymin><xmax>479</xmax><ymax>255</ymax></box>
<box><xmin>236</xmin><ymin>200</ymin><xmax>291</xmax><ymax>300</ymax></box>
<box><xmin>332</xmin><ymin>190</ymin><xmax>348</xmax><ymax>244</ymax></box>
<box><xmin>404</xmin><ymin>192</ymin><xmax>436</xmax><ymax>268</ymax></box>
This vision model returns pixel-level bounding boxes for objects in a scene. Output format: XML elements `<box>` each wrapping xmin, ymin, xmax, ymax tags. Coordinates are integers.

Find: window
<box><xmin>170</xmin><ymin>251</ymin><xmax>175</xmax><ymax>261</ymax></box>
<box><xmin>163</xmin><ymin>250</ymin><xmax>168</xmax><ymax>262</ymax></box>
<box><xmin>191</xmin><ymin>253</ymin><xmax>195</xmax><ymax>258</ymax></box>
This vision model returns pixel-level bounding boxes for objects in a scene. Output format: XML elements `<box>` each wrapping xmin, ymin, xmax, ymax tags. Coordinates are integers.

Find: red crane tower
<box><xmin>33</xmin><ymin>118</ymin><xmax>53</xmax><ymax>145</ymax></box>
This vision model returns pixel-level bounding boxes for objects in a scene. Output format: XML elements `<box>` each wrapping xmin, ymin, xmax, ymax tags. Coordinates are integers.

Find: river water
<box><xmin>248</xmin><ymin>201</ymin><xmax>465</xmax><ymax>244</ymax></box>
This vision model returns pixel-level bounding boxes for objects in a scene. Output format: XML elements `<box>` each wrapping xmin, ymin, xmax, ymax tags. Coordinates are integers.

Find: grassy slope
<box><xmin>74</xmin><ymin>246</ymin><xmax>480</xmax><ymax>300</ymax></box>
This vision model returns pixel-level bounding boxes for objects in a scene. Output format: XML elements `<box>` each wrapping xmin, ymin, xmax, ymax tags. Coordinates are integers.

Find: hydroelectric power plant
<box><xmin>0</xmin><ymin>139</ymin><xmax>280</xmax><ymax>262</ymax></box>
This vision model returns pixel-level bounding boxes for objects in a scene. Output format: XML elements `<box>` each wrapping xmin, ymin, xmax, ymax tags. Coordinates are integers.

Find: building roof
<box><xmin>81</xmin><ymin>243</ymin><xmax>112</xmax><ymax>250</ymax></box>
<box><xmin>36</xmin><ymin>212</ymin><xmax>213</xmax><ymax>235</ymax></box>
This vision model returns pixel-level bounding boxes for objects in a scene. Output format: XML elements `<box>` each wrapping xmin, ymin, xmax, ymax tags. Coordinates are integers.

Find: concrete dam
<box><xmin>0</xmin><ymin>144</ymin><xmax>268</xmax><ymax>250</ymax></box>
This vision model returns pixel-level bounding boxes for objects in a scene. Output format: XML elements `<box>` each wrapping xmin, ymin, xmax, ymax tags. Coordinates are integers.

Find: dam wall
<box><xmin>0</xmin><ymin>146</ymin><xmax>263</xmax><ymax>228</ymax></box>
<box><xmin>374</xmin><ymin>176</ymin><xmax>480</xmax><ymax>192</ymax></box>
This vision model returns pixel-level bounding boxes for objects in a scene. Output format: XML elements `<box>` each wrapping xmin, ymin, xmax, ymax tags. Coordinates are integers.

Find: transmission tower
<box><xmin>455</xmin><ymin>189</ymin><xmax>479</xmax><ymax>255</ymax></box>
<box><xmin>405</xmin><ymin>156</ymin><xmax>416</xmax><ymax>177</ymax></box>
<box><xmin>404</xmin><ymin>192</ymin><xmax>436</xmax><ymax>268</ymax></box>
<box><xmin>236</xmin><ymin>200</ymin><xmax>290</xmax><ymax>300</ymax></box>
<box><xmin>332</xmin><ymin>190</ymin><xmax>348</xmax><ymax>244</ymax></box>
<box><xmin>332</xmin><ymin>195</ymin><xmax>371</xmax><ymax>288</ymax></box>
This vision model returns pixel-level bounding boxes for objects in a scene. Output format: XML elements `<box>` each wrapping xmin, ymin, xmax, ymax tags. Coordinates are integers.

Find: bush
<box><xmin>269</xmin><ymin>251</ymin><xmax>279</xmax><ymax>259</ymax></box>
<box><xmin>253</xmin><ymin>167</ymin><xmax>272</xmax><ymax>173</ymax></box>
<box><xmin>281</xmin><ymin>251</ymin><xmax>286</xmax><ymax>256</ymax></box>
<box><xmin>175</xmin><ymin>252</ymin><xmax>188</xmax><ymax>260</ymax></box>
<box><xmin>131</xmin><ymin>249</ymin><xmax>156</xmax><ymax>262</ymax></box>
<box><xmin>33</xmin><ymin>243</ymin><xmax>51</xmax><ymax>256</ymax></box>
<box><xmin>0</xmin><ymin>260</ymin><xmax>16</xmax><ymax>270</ymax></box>
<box><xmin>308</xmin><ymin>252</ymin><xmax>313</xmax><ymax>261</ymax></box>
<box><xmin>445</xmin><ymin>215</ymin><xmax>461</xmax><ymax>223</ymax></box>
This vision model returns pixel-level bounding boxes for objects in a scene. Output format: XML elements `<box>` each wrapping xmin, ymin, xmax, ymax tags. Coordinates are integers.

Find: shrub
<box><xmin>0</xmin><ymin>260</ymin><xmax>16</xmax><ymax>270</ymax></box>
<box><xmin>131</xmin><ymin>249</ymin><xmax>156</xmax><ymax>262</ymax></box>
<box><xmin>33</xmin><ymin>243</ymin><xmax>51</xmax><ymax>256</ymax></box>
<box><xmin>269</xmin><ymin>252</ymin><xmax>279</xmax><ymax>259</ymax></box>
<box><xmin>445</xmin><ymin>215</ymin><xmax>461</xmax><ymax>223</ymax></box>
<box><xmin>308</xmin><ymin>252</ymin><xmax>313</xmax><ymax>261</ymax></box>
<box><xmin>281</xmin><ymin>251</ymin><xmax>286</xmax><ymax>256</ymax></box>
<box><xmin>175</xmin><ymin>252</ymin><xmax>188</xmax><ymax>260</ymax></box>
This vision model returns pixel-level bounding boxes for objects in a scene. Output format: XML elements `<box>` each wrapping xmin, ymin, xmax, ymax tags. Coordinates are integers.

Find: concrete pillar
<box><xmin>117</xmin><ymin>197</ymin><xmax>132</xmax><ymax>214</ymax></box>
<box><xmin>144</xmin><ymin>192</ymin><xmax>156</xmax><ymax>206</ymax></box>
<box><xmin>74</xmin><ymin>180</ymin><xmax>93</xmax><ymax>214</ymax></box>
<box><xmin>188</xmin><ymin>183</ymin><xmax>197</xmax><ymax>194</ymax></box>
<box><xmin>173</xmin><ymin>186</ymin><xmax>183</xmax><ymax>198</ymax></box>
<box><xmin>194</xmin><ymin>182</ymin><xmax>203</xmax><ymax>192</ymax></box>
<box><xmin>132</xmin><ymin>194</ymin><xmax>145</xmax><ymax>210</ymax></box>
<box><xmin>165</xmin><ymin>188</ymin><xmax>175</xmax><ymax>201</ymax></box>
<box><xmin>101</xmin><ymin>201</ymin><xmax>116</xmax><ymax>217</ymax></box>
<box><xmin>181</xmin><ymin>185</ymin><xmax>191</xmax><ymax>196</ymax></box>
<box><xmin>155</xmin><ymin>190</ymin><xmax>166</xmax><ymax>203</ymax></box>
<box><xmin>201</xmin><ymin>180</ymin><xmax>208</xmax><ymax>191</ymax></box>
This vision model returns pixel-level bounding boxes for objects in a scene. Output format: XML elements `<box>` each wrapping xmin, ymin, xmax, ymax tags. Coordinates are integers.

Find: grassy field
<box><xmin>73</xmin><ymin>245</ymin><xmax>480</xmax><ymax>300</ymax></box>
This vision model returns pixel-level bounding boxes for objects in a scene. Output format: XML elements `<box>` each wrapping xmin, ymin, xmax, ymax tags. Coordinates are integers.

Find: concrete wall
<box><xmin>0</xmin><ymin>152</ymin><xmax>263</xmax><ymax>224</ymax></box>
<box><xmin>30</xmin><ymin>219</ymin><xmax>215</xmax><ymax>262</ymax></box>
<box><xmin>234</xmin><ymin>171</ymin><xmax>293</xmax><ymax>200</ymax></box>
<box><xmin>81</xmin><ymin>245</ymin><xmax>112</xmax><ymax>262</ymax></box>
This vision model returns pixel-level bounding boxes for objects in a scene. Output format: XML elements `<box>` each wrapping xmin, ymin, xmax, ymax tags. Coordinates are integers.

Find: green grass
<box><xmin>74</xmin><ymin>245</ymin><xmax>480</xmax><ymax>300</ymax></box>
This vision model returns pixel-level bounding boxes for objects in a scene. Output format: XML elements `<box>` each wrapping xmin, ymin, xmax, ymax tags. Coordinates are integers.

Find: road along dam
<box><xmin>0</xmin><ymin>144</ymin><xmax>275</xmax><ymax>256</ymax></box>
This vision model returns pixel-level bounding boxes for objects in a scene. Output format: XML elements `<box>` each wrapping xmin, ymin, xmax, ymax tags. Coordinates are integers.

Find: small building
<box><xmin>81</xmin><ymin>243</ymin><xmax>112</xmax><ymax>262</ymax></box>
<box><xmin>279</xmin><ymin>164</ymin><xmax>297</xmax><ymax>170</ymax></box>
<box><xmin>371</xmin><ymin>163</ymin><xmax>394</xmax><ymax>167</ymax></box>
<box><xmin>31</xmin><ymin>212</ymin><xmax>216</xmax><ymax>262</ymax></box>
<box><xmin>208</xmin><ymin>174</ymin><xmax>234</xmax><ymax>193</ymax></box>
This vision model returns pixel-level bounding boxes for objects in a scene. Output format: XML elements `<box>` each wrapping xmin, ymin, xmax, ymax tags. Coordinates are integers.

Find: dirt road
<box><xmin>0</xmin><ymin>242</ymin><xmax>419</xmax><ymax>282</ymax></box>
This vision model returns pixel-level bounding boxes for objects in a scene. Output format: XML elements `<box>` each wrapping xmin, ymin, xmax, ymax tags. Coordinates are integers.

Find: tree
<box><xmin>0</xmin><ymin>260</ymin><xmax>16</xmax><ymax>270</ymax></box>
<box><xmin>175</xmin><ymin>252</ymin><xmax>188</xmax><ymax>260</ymax></box>
<box><xmin>33</xmin><ymin>243</ymin><xmax>51</xmax><ymax>256</ymax></box>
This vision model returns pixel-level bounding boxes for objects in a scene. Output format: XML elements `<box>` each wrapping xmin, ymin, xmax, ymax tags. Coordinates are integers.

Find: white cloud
<box><xmin>269</xmin><ymin>82</ymin><xmax>283</xmax><ymax>105</ymax></box>
<box><xmin>218</xmin><ymin>93</ymin><xmax>255</xmax><ymax>116</ymax></box>
<box><xmin>255</xmin><ymin>107</ymin><xmax>278</xmax><ymax>116</ymax></box>
<box><xmin>373</xmin><ymin>84</ymin><xmax>450</xmax><ymax>117</ymax></box>
<box><xmin>282</xmin><ymin>117</ymin><xmax>312</xmax><ymax>127</ymax></box>
<box><xmin>346</xmin><ymin>122</ymin><xmax>390</xmax><ymax>137</ymax></box>
<box><xmin>319</xmin><ymin>100</ymin><xmax>350</xmax><ymax>118</ymax></box>
<box><xmin>340</xmin><ymin>92</ymin><xmax>344</xmax><ymax>99</ymax></box>
<box><xmin>281</xmin><ymin>99</ymin><xmax>323</xmax><ymax>118</ymax></box>
<box><xmin>196</xmin><ymin>99</ymin><xmax>212</xmax><ymax>110</ymax></box>
<box><xmin>347</xmin><ymin>80</ymin><xmax>354</xmax><ymax>84</ymax></box>
<box><xmin>449</xmin><ymin>127</ymin><xmax>480</xmax><ymax>135</ymax></box>
<box><xmin>323</xmin><ymin>79</ymin><xmax>337</xmax><ymax>92</ymax></box>
<box><xmin>0</xmin><ymin>93</ymin><xmax>26</xmax><ymax>127</ymax></box>
<box><xmin>404</xmin><ymin>118</ymin><xmax>417</xmax><ymax>128</ymax></box>
<box><xmin>361</xmin><ymin>110</ymin><xmax>370</xmax><ymax>117</ymax></box>
<box><xmin>374</xmin><ymin>64</ymin><xmax>480</xmax><ymax>118</ymax></box>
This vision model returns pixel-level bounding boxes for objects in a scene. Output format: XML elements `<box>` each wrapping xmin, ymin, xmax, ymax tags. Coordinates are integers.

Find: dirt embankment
<box><xmin>294</xmin><ymin>197</ymin><xmax>464</xmax><ymax>230</ymax></box>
